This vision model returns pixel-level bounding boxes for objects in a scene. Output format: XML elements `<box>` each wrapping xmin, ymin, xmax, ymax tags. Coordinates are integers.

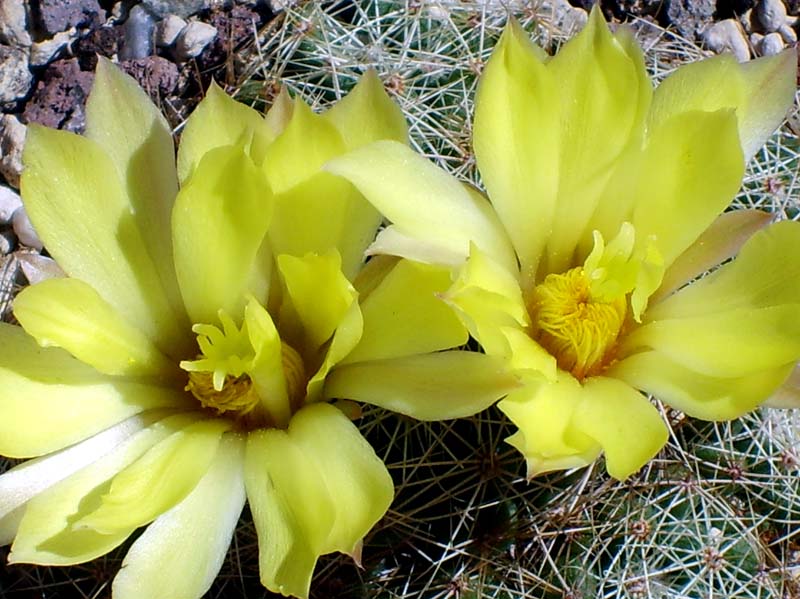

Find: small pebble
<box><xmin>0</xmin><ymin>186</ymin><xmax>22</xmax><ymax>223</ymax></box>
<box><xmin>760</xmin><ymin>31</ymin><xmax>786</xmax><ymax>54</ymax></box>
<box><xmin>0</xmin><ymin>230</ymin><xmax>15</xmax><ymax>255</ymax></box>
<box><xmin>17</xmin><ymin>252</ymin><xmax>64</xmax><ymax>284</ymax></box>
<box><xmin>778</xmin><ymin>23</ymin><xmax>797</xmax><ymax>43</ymax></box>
<box><xmin>702</xmin><ymin>19</ymin><xmax>751</xmax><ymax>62</ymax></box>
<box><xmin>0</xmin><ymin>45</ymin><xmax>33</xmax><ymax>103</ymax></box>
<box><xmin>30</xmin><ymin>28</ymin><xmax>77</xmax><ymax>67</ymax></box>
<box><xmin>11</xmin><ymin>207</ymin><xmax>43</xmax><ymax>251</ymax></box>
<box><xmin>0</xmin><ymin>0</ymin><xmax>32</xmax><ymax>47</ymax></box>
<box><xmin>175</xmin><ymin>21</ymin><xmax>217</xmax><ymax>60</ymax></box>
<box><xmin>120</xmin><ymin>4</ymin><xmax>157</xmax><ymax>60</ymax></box>
<box><xmin>156</xmin><ymin>14</ymin><xmax>187</xmax><ymax>47</ymax></box>
<box><xmin>756</xmin><ymin>0</ymin><xmax>788</xmax><ymax>33</ymax></box>
<box><xmin>142</xmin><ymin>0</ymin><xmax>208</xmax><ymax>19</ymax></box>
<box><xmin>0</xmin><ymin>114</ymin><xmax>25</xmax><ymax>188</ymax></box>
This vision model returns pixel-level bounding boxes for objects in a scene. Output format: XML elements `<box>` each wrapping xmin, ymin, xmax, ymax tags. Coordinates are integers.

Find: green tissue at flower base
<box><xmin>328</xmin><ymin>7</ymin><xmax>800</xmax><ymax>481</ymax></box>
<box><xmin>0</xmin><ymin>60</ymin><xmax>516</xmax><ymax>598</ymax></box>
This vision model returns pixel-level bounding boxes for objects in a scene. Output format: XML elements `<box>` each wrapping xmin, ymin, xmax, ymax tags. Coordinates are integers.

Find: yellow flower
<box><xmin>327</xmin><ymin>8</ymin><xmax>800</xmax><ymax>481</ymax></box>
<box><xmin>0</xmin><ymin>60</ymin><xmax>517</xmax><ymax>599</ymax></box>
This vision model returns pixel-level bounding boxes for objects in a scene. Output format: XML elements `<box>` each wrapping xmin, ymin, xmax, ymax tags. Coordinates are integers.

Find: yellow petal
<box><xmin>276</xmin><ymin>251</ymin><xmax>357</xmax><ymax>356</ymax></box>
<box><xmin>323</xmin><ymin>69</ymin><xmax>408</xmax><ymax>149</ymax></box>
<box><xmin>625</xmin><ymin>305</ymin><xmax>800</xmax><ymax>378</ymax></box>
<box><xmin>112</xmin><ymin>433</ymin><xmax>246</xmax><ymax>599</ymax></box>
<box><xmin>631</xmin><ymin>109</ymin><xmax>744</xmax><ymax>268</ymax></box>
<box><xmin>172</xmin><ymin>145</ymin><xmax>273</xmax><ymax>325</ymax></box>
<box><xmin>544</xmin><ymin>6</ymin><xmax>652</xmax><ymax>274</ymax></box>
<box><xmin>573</xmin><ymin>376</ymin><xmax>668</xmax><ymax>480</ymax></box>
<box><xmin>610</xmin><ymin>350</ymin><xmax>794</xmax><ymax>420</ymax></box>
<box><xmin>77</xmin><ymin>419</ymin><xmax>231</xmax><ymax>533</ymax></box>
<box><xmin>648</xmin><ymin>51</ymin><xmax>796</xmax><ymax>160</ymax></box>
<box><xmin>653</xmin><ymin>209</ymin><xmax>772</xmax><ymax>303</ymax></box>
<box><xmin>86</xmin><ymin>58</ymin><xmax>185</xmax><ymax>326</ymax></box>
<box><xmin>7</xmin><ymin>413</ymin><xmax>201</xmax><ymax>565</ymax></box>
<box><xmin>177</xmin><ymin>81</ymin><xmax>271</xmax><ymax>184</ymax></box>
<box><xmin>14</xmin><ymin>278</ymin><xmax>175</xmax><ymax>378</ymax></box>
<box><xmin>499</xmin><ymin>375</ymin><xmax>600</xmax><ymax>477</ymax></box>
<box><xmin>343</xmin><ymin>259</ymin><xmax>467</xmax><ymax>364</ymax></box>
<box><xmin>648</xmin><ymin>220</ymin><xmax>800</xmax><ymax>320</ymax></box>
<box><xmin>324</xmin><ymin>351</ymin><xmax>519</xmax><ymax>420</ymax></box>
<box><xmin>244</xmin><ymin>403</ymin><xmax>393</xmax><ymax>599</ymax></box>
<box><xmin>0</xmin><ymin>323</ymin><xmax>190</xmax><ymax>458</ymax></box>
<box><xmin>21</xmin><ymin>125</ymin><xmax>187</xmax><ymax>357</ymax></box>
<box><xmin>325</xmin><ymin>140</ymin><xmax>516</xmax><ymax>272</ymax></box>
<box><xmin>264</xmin><ymin>87</ymin><xmax>293</xmax><ymax>140</ymax></box>
<box><xmin>472</xmin><ymin>19</ymin><xmax>558</xmax><ymax>281</ymax></box>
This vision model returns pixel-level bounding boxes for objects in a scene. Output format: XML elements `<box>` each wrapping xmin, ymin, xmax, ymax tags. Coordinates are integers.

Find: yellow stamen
<box><xmin>186</xmin><ymin>371</ymin><xmax>260</xmax><ymax>416</ymax></box>
<box><xmin>529</xmin><ymin>267</ymin><xmax>626</xmax><ymax>380</ymax></box>
<box><xmin>281</xmin><ymin>341</ymin><xmax>307</xmax><ymax>409</ymax></box>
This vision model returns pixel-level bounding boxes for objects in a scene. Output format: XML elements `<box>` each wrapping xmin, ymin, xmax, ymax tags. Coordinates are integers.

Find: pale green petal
<box><xmin>632</xmin><ymin>109</ymin><xmax>744</xmax><ymax>268</ymax></box>
<box><xmin>648</xmin><ymin>220</ymin><xmax>800</xmax><ymax>320</ymax></box>
<box><xmin>343</xmin><ymin>259</ymin><xmax>466</xmax><ymax>364</ymax></box>
<box><xmin>244</xmin><ymin>297</ymin><xmax>291</xmax><ymax>426</ymax></box>
<box><xmin>21</xmin><ymin>125</ymin><xmax>187</xmax><ymax>356</ymax></box>
<box><xmin>499</xmin><ymin>375</ymin><xmax>601</xmax><ymax>477</ymax></box>
<box><xmin>112</xmin><ymin>434</ymin><xmax>246</xmax><ymax>599</ymax></box>
<box><xmin>77</xmin><ymin>419</ymin><xmax>231</xmax><ymax>533</ymax></box>
<box><xmin>277</xmin><ymin>251</ymin><xmax>357</xmax><ymax>356</ymax></box>
<box><xmin>172</xmin><ymin>145</ymin><xmax>273</xmax><ymax>325</ymax></box>
<box><xmin>323</xmin><ymin>69</ymin><xmax>408</xmax><ymax>148</ymax></box>
<box><xmin>8</xmin><ymin>414</ymin><xmax>202</xmax><ymax>565</ymax></box>
<box><xmin>653</xmin><ymin>209</ymin><xmax>772</xmax><ymax>303</ymax></box>
<box><xmin>86</xmin><ymin>59</ymin><xmax>185</xmax><ymax>325</ymax></box>
<box><xmin>245</xmin><ymin>403</ymin><xmax>392</xmax><ymax>599</ymax></box>
<box><xmin>264</xmin><ymin>87</ymin><xmax>293</xmax><ymax>140</ymax></box>
<box><xmin>624</xmin><ymin>305</ymin><xmax>800</xmax><ymax>378</ymax></box>
<box><xmin>14</xmin><ymin>278</ymin><xmax>175</xmax><ymax>378</ymax></box>
<box><xmin>0</xmin><ymin>414</ymin><xmax>154</xmax><ymax>524</ymax></box>
<box><xmin>649</xmin><ymin>51</ymin><xmax>796</xmax><ymax>160</ymax></box>
<box><xmin>573</xmin><ymin>376</ymin><xmax>668</xmax><ymax>480</ymax></box>
<box><xmin>610</xmin><ymin>351</ymin><xmax>794</xmax><ymax>420</ymax></box>
<box><xmin>177</xmin><ymin>81</ymin><xmax>271</xmax><ymax>184</ymax></box>
<box><xmin>326</xmin><ymin>140</ymin><xmax>516</xmax><ymax>272</ymax></box>
<box><xmin>366</xmin><ymin>225</ymin><xmax>468</xmax><ymax>267</ymax></box>
<box><xmin>0</xmin><ymin>323</ymin><xmax>190</xmax><ymax>458</ymax></box>
<box><xmin>304</xmin><ymin>300</ymin><xmax>363</xmax><ymax>405</ymax></box>
<box><xmin>473</xmin><ymin>19</ymin><xmax>558</xmax><ymax>281</ymax></box>
<box><xmin>324</xmin><ymin>351</ymin><xmax>518</xmax><ymax>420</ymax></box>
<box><xmin>763</xmin><ymin>364</ymin><xmax>800</xmax><ymax>409</ymax></box>
<box><xmin>544</xmin><ymin>6</ymin><xmax>651</xmax><ymax>274</ymax></box>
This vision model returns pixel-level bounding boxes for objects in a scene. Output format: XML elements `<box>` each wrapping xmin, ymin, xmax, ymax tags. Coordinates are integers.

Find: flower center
<box><xmin>528</xmin><ymin>267</ymin><xmax>626</xmax><ymax>380</ymax></box>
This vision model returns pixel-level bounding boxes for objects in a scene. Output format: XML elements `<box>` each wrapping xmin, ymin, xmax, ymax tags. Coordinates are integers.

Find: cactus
<box><xmin>1</xmin><ymin>1</ymin><xmax>799</xmax><ymax>598</ymax></box>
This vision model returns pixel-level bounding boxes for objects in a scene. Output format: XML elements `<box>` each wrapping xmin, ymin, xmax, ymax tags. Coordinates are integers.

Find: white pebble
<box><xmin>0</xmin><ymin>231</ymin><xmax>14</xmax><ymax>255</ymax></box>
<box><xmin>760</xmin><ymin>31</ymin><xmax>785</xmax><ymax>55</ymax></box>
<box><xmin>756</xmin><ymin>0</ymin><xmax>788</xmax><ymax>33</ymax></box>
<box><xmin>0</xmin><ymin>114</ymin><xmax>26</xmax><ymax>188</ymax></box>
<box><xmin>0</xmin><ymin>185</ymin><xmax>22</xmax><ymax>223</ymax></box>
<box><xmin>11</xmin><ymin>206</ymin><xmax>43</xmax><ymax>250</ymax></box>
<box><xmin>175</xmin><ymin>21</ymin><xmax>217</xmax><ymax>60</ymax></box>
<box><xmin>16</xmin><ymin>252</ymin><xmax>64</xmax><ymax>285</ymax></box>
<box><xmin>702</xmin><ymin>19</ymin><xmax>750</xmax><ymax>62</ymax></box>
<box><xmin>156</xmin><ymin>14</ymin><xmax>187</xmax><ymax>47</ymax></box>
<box><xmin>778</xmin><ymin>23</ymin><xmax>797</xmax><ymax>43</ymax></box>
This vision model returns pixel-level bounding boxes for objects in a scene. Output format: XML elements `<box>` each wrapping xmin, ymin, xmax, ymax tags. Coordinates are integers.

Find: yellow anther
<box><xmin>185</xmin><ymin>371</ymin><xmax>260</xmax><ymax>416</ymax></box>
<box><xmin>529</xmin><ymin>267</ymin><xmax>626</xmax><ymax>380</ymax></box>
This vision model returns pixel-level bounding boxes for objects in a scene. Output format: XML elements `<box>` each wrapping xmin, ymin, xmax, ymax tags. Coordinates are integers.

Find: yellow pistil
<box><xmin>186</xmin><ymin>371</ymin><xmax>260</xmax><ymax>415</ymax></box>
<box><xmin>528</xmin><ymin>267</ymin><xmax>626</xmax><ymax>380</ymax></box>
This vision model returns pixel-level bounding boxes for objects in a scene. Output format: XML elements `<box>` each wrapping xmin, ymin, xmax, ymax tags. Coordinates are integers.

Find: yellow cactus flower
<box><xmin>0</xmin><ymin>60</ymin><xmax>517</xmax><ymax>599</ymax></box>
<box><xmin>327</xmin><ymin>8</ymin><xmax>800</xmax><ymax>481</ymax></box>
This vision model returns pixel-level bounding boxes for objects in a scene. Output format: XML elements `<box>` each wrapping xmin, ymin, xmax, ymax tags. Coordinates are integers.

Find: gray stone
<box><xmin>17</xmin><ymin>252</ymin><xmax>65</xmax><ymax>284</ymax></box>
<box><xmin>0</xmin><ymin>114</ymin><xmax>25</xmax><ymax>188</ymax></box>
<box><xmin>667</xmin><ymin>0</ymin><xmax>716</xmax><ymax>39</ymax></box>
<box><xmin>0</xmin><ymin>0</ymin><xmax>31</xmax><ymax>47</ymax></box>
<box><xmin>175</xmin><ymin>21</ymin><xmax>217</xmax><ymax>60</ymax></box>
<box><xmin>0</xmin><ymin>185</ymin><xmax>22</xmax><ymax>223</ymax></box>
<box><xmin>0</xmin><ymin>44</ymin><xmax>32</xmax><ymax>103</ymax></box>
<box><xmin>141</xmin><ymin>0</ymin><xmax>208</xmax><ymax>18</ymax></box>
<box><xmin>756</xmin><ymin>0</ymin><xmax>788</xmax><ymax>32</ymax></box>
<box><xmin>12</xmin><ymin>207</ymin><xmax>42</xmax><ymax>251</ymax></box>
<box><xmin>702</xmin><ymin>19</ymin><xmax>751</xmax><ymax>62</ymax></box>
<box><xmin>120</xmin><ymin>4</ymin><xmax>156</xmax><ymax>60</ymax></box>
<box><xmin>156</xmin><ymin>14</ymin><xmax>187</xmax><ymax>47</ymax></box>
<box><xmin>778</xmin><ymin>22</ymin><xmax>797</xmax><ymax>42</ymax></box>
<box><xmin>760</xmin><ymin>31</ymin><xmax>786</xmax><ymax>54</ymax></box>
<box><xmin>30</xmin><ymin>28</ymin><xmax>77</xmax><ymax>67</ymax></box>
<box><xmin>0</xmin><ymin>230</ymin><xmax>14</xmax><ymax>255</ymax></box>
<box><xmin>23</xmin><ymin>58</ymin><xmax>94</xmax><ymax>133</ymax></box>
<box><xmin>37</xmin><ymin>0</ymin><xmax>103</xmax><ymax>37</ymax></box>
